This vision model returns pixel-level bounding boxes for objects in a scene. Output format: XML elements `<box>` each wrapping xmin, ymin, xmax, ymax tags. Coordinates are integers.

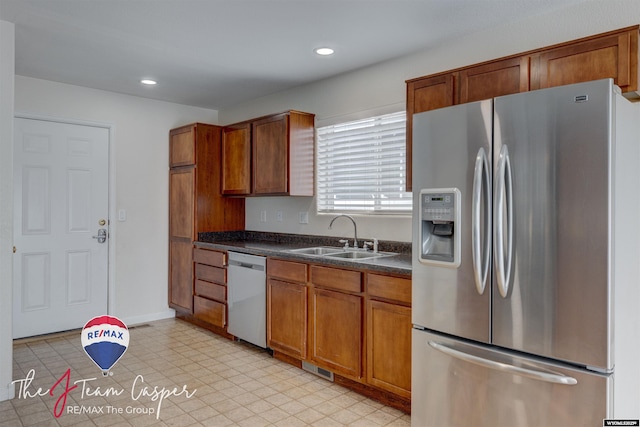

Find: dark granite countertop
<box><xmin>196</xmin><ymin>231</ymin><xmax>412</xmax><ymax>276</ymax></box>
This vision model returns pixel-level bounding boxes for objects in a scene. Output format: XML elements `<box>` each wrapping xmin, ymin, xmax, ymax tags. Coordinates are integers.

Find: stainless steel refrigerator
<box><xmin>411</xmin><ymin>79</ymin><xmax>640</xmax><ymax>426</ymax></box>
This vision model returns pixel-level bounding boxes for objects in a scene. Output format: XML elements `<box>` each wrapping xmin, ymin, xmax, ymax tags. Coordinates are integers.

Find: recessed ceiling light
<box><xmin>140</xmin><ymin>79</ymin><xmax>157</xmax><ymax>85</ymax></box>
<box><xmin>315</xmin><ymin>47</ymin><xmax>334</xmax><ymax>56</ymax></box>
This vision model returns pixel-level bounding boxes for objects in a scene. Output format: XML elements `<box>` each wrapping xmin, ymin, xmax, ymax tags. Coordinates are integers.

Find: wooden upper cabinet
<box><xmin>405</xmin><ymin>25</ymin><xmax>639</xmax><ymax>192</ymax></box>
<box><xmin>253</xmin><ymin>111</ymin><xmax>315</xmax><ymax>196</ymax></box>
<box><xmin>221</xmin><ymin>124</ymin><xmax>251</xmax><ymax>195</ymax></box>
<box><xmin>169</xmin><ymin>126</ymin><xmax>196</xmax><ymax>167</ymax></box>
<box><xmin>459</xmin><ymin>56</ymin><xmax>530</xmax><ymax>103</ymax></box>
<box><xmin>532</xmin><ymin>26</ymin><xmax>639</xmax><ymax>94</ymax></box>
<box><xmin>222</xmin><ymin>110</ymin><xmax>315</xmax><ymax>196</ymax></box>
<box><xmin>253</xmin><ymin>114</ymin><xmax>289</xmax><ymax>195</ymax></box>
<box><xmin>407</xmin><ymin>73</ymin><xmax>456</xmax><ymax>114</ymax></box>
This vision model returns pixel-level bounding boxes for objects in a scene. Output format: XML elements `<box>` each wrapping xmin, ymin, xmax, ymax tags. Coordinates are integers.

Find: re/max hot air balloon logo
<box><xmin>81</xmin><ymin>315</ymin><xmax>129</xmax><ymax>376</ymax></box>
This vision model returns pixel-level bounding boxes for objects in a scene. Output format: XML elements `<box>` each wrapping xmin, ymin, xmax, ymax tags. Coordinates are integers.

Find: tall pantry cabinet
<box><xmin>168</xmin><ymin>123</ymin><xmax>244</xmax><ymax>313</ymax></box>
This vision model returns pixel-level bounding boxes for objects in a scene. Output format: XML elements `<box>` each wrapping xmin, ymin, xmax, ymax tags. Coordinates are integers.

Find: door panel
<box><xmin>492</xmin><ymin>80</ymin><xmax>612</xmax><ymax>370</ymax></box>
<box><xmin>13</xmin><ymin>118</ymin><xmax>109</xmax><ymax>338</ymax></box>
<box><xmin>411</xmin><ymin>100</ymin><xmax>492</xmax><ymax>343</ymax></box>
<box><xmin>21</xmin><ymin>252</ymin><xmax>51</xmax><ymax>311</ymax></box>
<box><xmin>22</xmin><ymin>166</ymin><xmax>50</xmax><ymax>234</ymax></box>
<box><xmin>67</xmin><ymin>250</ymin><xmax>91</xmax><ymax>304</ymax></box>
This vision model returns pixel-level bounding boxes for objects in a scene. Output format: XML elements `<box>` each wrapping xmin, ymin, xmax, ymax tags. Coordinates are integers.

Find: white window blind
<box><xmin>317</xmin><ymin>111</ymin><xmax>412</xmax><ymax>214</ymax></box>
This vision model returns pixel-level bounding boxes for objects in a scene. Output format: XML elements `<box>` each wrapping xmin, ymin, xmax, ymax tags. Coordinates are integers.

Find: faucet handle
<box><xmin>339</xmin><ymin>239</ymin><xmax>350</xmax><ymax>249</ymax></box>
<box><xmin>364</xmin><ymin>238</ymin><xmax>379</xmax><ymax>253</ymax></box>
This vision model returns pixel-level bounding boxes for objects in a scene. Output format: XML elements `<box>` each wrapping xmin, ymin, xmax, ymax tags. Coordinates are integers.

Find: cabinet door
<box><xmin>169</xmin><ymin>167</ymin><xmax>194</xmax><ymax>239</ymax></box>
<box><xmin>366</xmin><ymin>299</ymin><xmax>411</xmax><ymax>398</ymax></box>
<box><xmin>533</xmin><ymin>28</ymin><xmax>638</xmax><ymax>92</ymax></box>
<box><xmin>406</xmin><ymin>74</ymin><xmax>456</xmax><ymax>192</ymax></box>
<box><xmin>459</xmin><ymin>56</ymin><xmax>529</xmax><ymax>103</ymax></box>
<box><xmin>169</xmin><ymin>240</ymin><xmax>193</xmax><ymax>312</ymax></box>
<box><xmin>169</xmin><ymin>126</ymin><xmax>195</xmax><ymax>167</ymax></box>
<box><xmin>253</xmin><ymin>114</ymin><xmax>288</xmax><ymax>194</ymax></box>
<box><xmin>221</xmin><ymin>124</ymin><xmax>251</xmax><ymax>195</ymax></box>
<box><xmin>267</xmin><ymin>279</ymin><xmax>307</xmax><ymax>359</ymax></box>
<box><xmin>310</xmin><ymin>288</ymin><xmax>362</xmax><ymax>378</ymax></box>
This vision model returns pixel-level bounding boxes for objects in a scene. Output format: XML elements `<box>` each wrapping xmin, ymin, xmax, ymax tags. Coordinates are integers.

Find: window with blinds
<box><xmin>316</xmin><ymin>111</ymin><xmax>412</xmax><ymax>214</ymax></box>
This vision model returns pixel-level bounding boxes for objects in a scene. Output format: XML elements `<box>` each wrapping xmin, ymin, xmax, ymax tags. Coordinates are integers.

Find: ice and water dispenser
<box><xmin>419</xmin><ymin>188</ymin><xmax>461</xmax><ymax>267</ymax></box>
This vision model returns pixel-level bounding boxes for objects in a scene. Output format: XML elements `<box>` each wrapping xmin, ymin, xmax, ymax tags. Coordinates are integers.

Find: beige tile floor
<box><xmin>0</xmin><ymin>318</ymin><xmax>411</xmax><ymax>426</ymax></box>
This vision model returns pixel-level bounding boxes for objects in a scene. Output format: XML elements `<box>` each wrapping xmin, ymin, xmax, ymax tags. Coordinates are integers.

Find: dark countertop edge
<box><xmin>196</xmin><ymin>231</ymin><xmax>412</xmax><ymax>276</ymax></box>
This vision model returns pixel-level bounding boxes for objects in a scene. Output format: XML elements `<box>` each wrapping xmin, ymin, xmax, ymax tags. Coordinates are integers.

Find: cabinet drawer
<box><xmin>268</xmin><ymin>258</ymin><xmax>307</xmax><ymax>283</ymax></box>
<box><xmin>195</xmin><ymin>280</ymin><xmax>226</xmax><ymax>302</ymax></box>
<box><xmin>311</xmin><ymin>265</ymin><xmax>362</xmax><ymax>293</ymax></box>
<box><xmin>367</xmin><ymin>274</ymin><xmax>411</xmax><ymax>305</ymax></box>
<box><xmin>193</xmin><ymin>248</ymin><xmax>226</xmax><ymax>267</ymax></box>
<box><xmin>194</xmin><ymin>296</ymin><xmax>226</xmax><ymax>328</ymax></box>
<box><xmin>195</xmin><ymin>263</ymin><xmax>226</xmax><ymax>284</ymax></box>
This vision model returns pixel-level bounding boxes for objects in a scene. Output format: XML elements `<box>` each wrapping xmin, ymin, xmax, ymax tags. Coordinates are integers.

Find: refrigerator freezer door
<box><xmin>412</xmin><ymin>329</ymin><xmax>611</xmax><ymax>427</ymax></box>
<box><xmin>492</xmin><ymin>79</ymin><xmax>613</xmax><ymax>370</ymax></box>
<box><xmin>412</xmin><ymin>100</ymin><xmax>492</xmax><ymax>343</ymax></box>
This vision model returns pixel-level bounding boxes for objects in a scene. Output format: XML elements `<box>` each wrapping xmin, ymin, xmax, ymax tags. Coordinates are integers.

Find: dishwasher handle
<box><xmin>228</xmin><ymin>259</ymin><xmax>265</xmax><ymax>271</ymax></box>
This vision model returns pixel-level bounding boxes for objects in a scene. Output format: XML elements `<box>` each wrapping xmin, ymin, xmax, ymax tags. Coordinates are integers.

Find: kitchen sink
<box><xmin>324</xmin><ymin>251</ymin><xmax>385</xmax><ymax>260</ymax></box>
<box><xmin>288</xmin><ymin>246</ymin><xmax>396</xmax><ymax>262</ymax></box>
<box><xmin>288</xmin><ymin>246</ymin><xmax>344</xmax><ymax>255</ymax></box>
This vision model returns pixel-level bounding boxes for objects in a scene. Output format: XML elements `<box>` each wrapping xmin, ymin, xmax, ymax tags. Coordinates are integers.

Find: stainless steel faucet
<box><xmin>329</xmin><ymin>214</ymin><xmax>358</xmax><ymax>248</ymax></box>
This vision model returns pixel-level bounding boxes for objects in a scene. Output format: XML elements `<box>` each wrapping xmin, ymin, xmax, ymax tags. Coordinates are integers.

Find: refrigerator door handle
<box><xmin>428</xmin><ymin>341</ymin><xmax>578</xmax><ymax>385</ymax></box>
<box><xmin>494</xmin><ymin>144</ymin><xmax>513</xmax><ymax>298</ymax></box>
<box><xmin>472</xmin><ymin>147</ymin><xmax>491</xmax><ymax>295</ymax></box>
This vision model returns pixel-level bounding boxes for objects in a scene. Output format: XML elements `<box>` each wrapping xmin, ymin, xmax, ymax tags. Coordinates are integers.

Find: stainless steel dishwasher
<box><xmin>227</xmin><ymin>251</ymin><xmax>267</xmax><ymax>348</ymax></box>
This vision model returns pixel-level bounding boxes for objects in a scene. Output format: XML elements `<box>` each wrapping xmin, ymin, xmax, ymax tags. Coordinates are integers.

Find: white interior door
<box><xmin>13</xmin><ymin>118</ymin><xmax>109</xmax><ymax>339</ymax></box>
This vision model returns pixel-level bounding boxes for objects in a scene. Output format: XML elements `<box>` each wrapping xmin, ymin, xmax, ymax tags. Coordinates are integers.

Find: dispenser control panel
<box><xmin>422</xmin><ymin>193</ymin><xmax>455</xmax><ymax>222</ymax></box>
<box><xmin>419</xmin><ymin>188</ymin><xmax>461</xmax><ymax>268</ymax></box>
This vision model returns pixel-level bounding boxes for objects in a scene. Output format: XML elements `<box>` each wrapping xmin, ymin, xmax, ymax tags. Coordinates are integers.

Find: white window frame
<box><xmin>316</xmin><ymin>111</ymin><xmax>412</xmax><ymax>215</ymax></box>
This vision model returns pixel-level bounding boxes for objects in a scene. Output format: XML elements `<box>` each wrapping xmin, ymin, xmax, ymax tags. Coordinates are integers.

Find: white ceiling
<box><xmin>0</xmin><ymin>0</ymin><xmax>589</xmax><ymax>110</ymax></box>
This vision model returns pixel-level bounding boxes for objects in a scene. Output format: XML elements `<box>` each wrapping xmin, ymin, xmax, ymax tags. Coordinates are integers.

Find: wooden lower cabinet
<box><xmin>267</xmin><ymin>279</ymin><xmax>307</xmax><ymax>358</ymax></box>
<box><xmin>169</xmin><ymin>240</ymin><xmax>193</xmax><ymax>312</ymax></box>
<box><xmin>267</xmin><ymin>258</ymin><xmax>308</xmax><ymax>359</ymax></box>
<box><xmin>192</xmin><ymin>247</ymin><xmax>229</xmax><ymax>331</ymax></box>
<box><xmin>194</xmin><ymin>296</ymin><xmax>225</xmax><ymax>328</ymax></box>
<box><xmin>366</xmin><ymin>300</ymin><xmax>411</xmax><ymax>398</ymax></box>
<box><xmin>310</xmin><ymin>287</ymin><xmax>363</xmax><ymax>379</ymax></box>
<box><xmin>266</xmin><ymin>257</ymin><xmax>411</xmax><ymax>412</ymax></box>
<box><xmin>366</xmin><ymin>273</ymin><xmax>412</xmax><ymax>399</ymax></box>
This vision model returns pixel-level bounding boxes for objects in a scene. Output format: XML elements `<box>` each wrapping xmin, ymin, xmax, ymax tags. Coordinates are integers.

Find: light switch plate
<box><xmin>299</xmin><ymin>211</ymin><xmax>309</xmax><ymax>224</ymax></box>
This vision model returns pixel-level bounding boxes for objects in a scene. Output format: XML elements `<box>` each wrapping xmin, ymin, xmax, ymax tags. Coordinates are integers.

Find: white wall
<box><xmin>14</xmin><ymin>76</ymin><xmax>218</xmax><ymax>326</ymax></box>
<box><xmin>219</xmin><ymin>0</ymin><xmax>640</xmax><ymax>243</ymax></box>
<box><xmin>0</xmin><ymin>20</ymin><xmax>15</xmax><ymax>402</ymax></box>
